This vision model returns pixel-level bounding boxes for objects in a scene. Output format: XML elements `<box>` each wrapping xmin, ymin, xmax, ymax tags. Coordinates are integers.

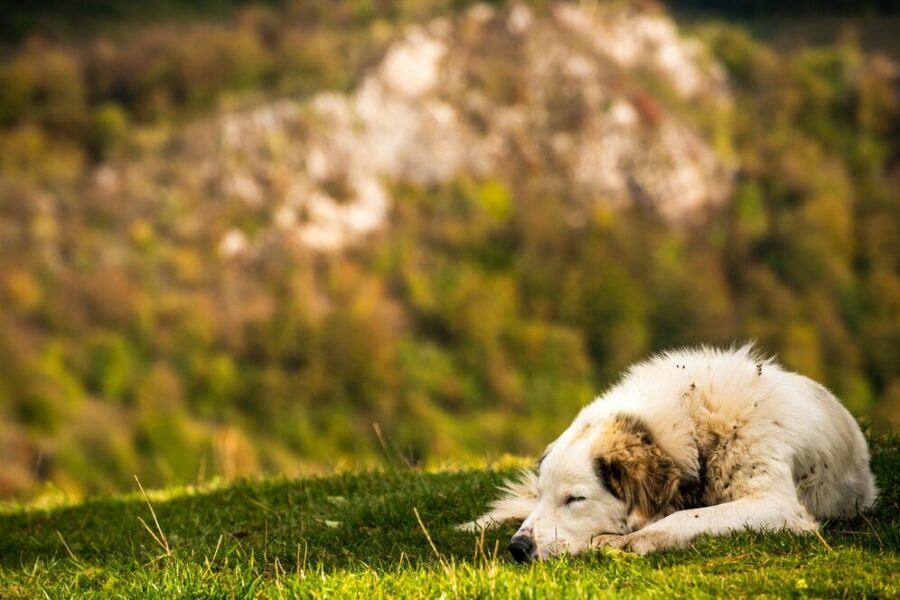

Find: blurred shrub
<box><xmin>89</xmin><ymin>102</ymin><xmax>128</xmax><ymax>159</ymax></box>
<box><xmin>0</xmin><ymin>0</ymin><xmax>519</xmax><ymax>163</ymax></box>
<box><xmin>83</xmin><ymin>331</ymin><xmax>139</xmax><ymax>404</ymax></box>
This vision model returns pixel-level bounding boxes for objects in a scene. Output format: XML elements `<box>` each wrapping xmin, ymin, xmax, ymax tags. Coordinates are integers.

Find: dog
<box><xmin>461</xmin><ymin>345</ymin><xmax>877</xmax><ymax>561</ymax></box>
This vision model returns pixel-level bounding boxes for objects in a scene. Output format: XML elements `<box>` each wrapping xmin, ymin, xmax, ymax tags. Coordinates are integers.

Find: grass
<box><xmin>1</xmin><ymin>436</ymin><xmax>897</xmax><ymax>598</ymax></box>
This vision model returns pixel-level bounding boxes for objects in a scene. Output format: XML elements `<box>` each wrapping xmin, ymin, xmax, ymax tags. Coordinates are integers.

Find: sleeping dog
<box><xmin>461</xmin><ymin>345</ymin><xmax>877</xmax><ymax>561</ymax></box>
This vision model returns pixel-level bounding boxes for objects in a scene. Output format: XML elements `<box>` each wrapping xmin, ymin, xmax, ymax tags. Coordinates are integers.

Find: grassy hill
<box><xmin>1</xmin><ymin>435</ymin><xmax>897</xmax><ymax>598</ymax></box>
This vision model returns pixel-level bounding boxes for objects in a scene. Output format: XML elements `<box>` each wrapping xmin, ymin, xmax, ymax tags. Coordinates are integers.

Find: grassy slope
<box><xmin>1</xmin><ymin>436</ymin><xmax>897</xmax><ymax>598</ymax></box>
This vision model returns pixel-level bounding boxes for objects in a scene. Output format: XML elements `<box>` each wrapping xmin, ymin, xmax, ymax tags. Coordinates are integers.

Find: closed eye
<box><xmin>565</xmin><ymin>495</ymin><xmax>587</xmax><ymax>505</ymax></box>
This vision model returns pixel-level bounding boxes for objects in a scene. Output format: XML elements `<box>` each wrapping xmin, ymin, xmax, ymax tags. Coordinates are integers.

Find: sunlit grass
<box><xmin>1</xmin><ymin>436</ymin><xmax>897</xmax><ymax>598</ymax></box>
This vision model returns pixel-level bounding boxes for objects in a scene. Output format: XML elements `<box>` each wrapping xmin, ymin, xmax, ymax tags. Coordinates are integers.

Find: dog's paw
<box><xmin>596</xmin><ymin>544</ymin><xmax>638</xmax><ymax>560</ymax></box>
<box><xmin>591</xmin><ymin>533</ymin><xmax>628</xmax><ymax>551</ymax></box>
<box><xmin>593</xmin><ymin>530</ymin><xmax>679</xmax><ymax>555</ymax></box>
<box><xmin>621</xmin><ymin>532</ymin><xmax>664</xmax><ymax>555</ymax></box>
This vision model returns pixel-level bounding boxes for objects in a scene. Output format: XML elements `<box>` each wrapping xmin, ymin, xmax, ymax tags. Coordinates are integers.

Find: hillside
<box><xmin>1</xmin><ymin>434</ymin><xmax>898</xmax><ymax>597</ymax></box>
<box><xmin>1</xmin><ymin>0</ymin><xmax>898</xmax><ymax>500</ymax></box>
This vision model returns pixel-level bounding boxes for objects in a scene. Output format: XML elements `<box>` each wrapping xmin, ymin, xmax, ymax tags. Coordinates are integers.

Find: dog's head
<box><xmin>507</xmin><ymin>413</ymin><xmax>691</xmax><ymax>562</ymax></box>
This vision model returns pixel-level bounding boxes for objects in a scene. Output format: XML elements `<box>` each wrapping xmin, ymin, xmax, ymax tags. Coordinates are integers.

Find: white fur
<box><xmin>462</xmin><ymin>345</ymin><xmax>877</xmax><ymax>558</ymax></box>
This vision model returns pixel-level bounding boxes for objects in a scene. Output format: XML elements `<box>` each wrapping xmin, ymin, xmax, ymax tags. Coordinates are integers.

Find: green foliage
<box><xmin>0</xmin><ymin>3</ymin><xmax>897</xmax><ymax>498</ymax></box>
<box><xmin>83</xmin><ymin>331</ymin><xmax>139</xmax><ymax>403</ymax></box>
<box><xmin>0</xmin><ymin>1</ymin><xmax>555</xmax><ymax>164</ymax></box>
<box><xmin>88</xmin><ymin>103</ymin><xmax>128</xmax><ymax>159</ymax></box>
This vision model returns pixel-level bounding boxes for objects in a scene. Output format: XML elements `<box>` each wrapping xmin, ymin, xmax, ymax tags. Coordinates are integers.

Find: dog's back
<box><xmin>613</xmin><ymin>345</ymin><xmax>876</xmax><ymax>520</ymax></box>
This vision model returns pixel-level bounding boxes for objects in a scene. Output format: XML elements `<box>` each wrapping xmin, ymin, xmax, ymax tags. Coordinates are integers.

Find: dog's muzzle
<box><xmin>508</xmin><ymin>535</ymin><xmax>535</xmax><ymax>563</ymax></box>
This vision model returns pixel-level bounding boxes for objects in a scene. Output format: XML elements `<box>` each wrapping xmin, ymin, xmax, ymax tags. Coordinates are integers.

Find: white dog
<box><xmin>462</xmin><ymin>345</ymin><xmax>877</xmax><ymax>561</ymax></box>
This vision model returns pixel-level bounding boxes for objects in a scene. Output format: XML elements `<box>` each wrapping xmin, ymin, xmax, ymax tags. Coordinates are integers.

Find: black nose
<box><xmin>508</xmin><ymin>535</ymin><xmax>534</xmax><ymax>563</ymax></box>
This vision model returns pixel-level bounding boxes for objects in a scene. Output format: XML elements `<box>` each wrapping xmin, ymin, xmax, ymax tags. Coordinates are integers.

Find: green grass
<box><xmin>1</xmin><ymin>436</ymin><xmax>898</xmax><ymax>598</ymax></box>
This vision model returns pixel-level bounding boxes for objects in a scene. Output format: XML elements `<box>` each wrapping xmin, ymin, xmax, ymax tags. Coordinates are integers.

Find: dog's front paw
<box><xmin>591</xmin><ymin>533</ymin><xmax>628</xmax><ymax>551</ymax></box>
<box><xmin>591</xmin><ymin>534</ymin><xmax>636</xmax><ymax>559</ymax></box>
<box><xmin>593</xmin><ymin>530</ymin><xmax>678</xmax><ymax>555</ymax></box>
<box><xmin>623</xmin><ymin>532</ymin><xmax>663</xmax><ymax>555</ymax></box>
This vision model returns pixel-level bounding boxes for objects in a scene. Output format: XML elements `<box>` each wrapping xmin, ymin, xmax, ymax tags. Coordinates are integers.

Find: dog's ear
<box><xmin>593</xmin><ymin>414</ymin><xmax>681</xmax><ymax>524</ymax></box>
<box><xmin>457</xmin><ymin>469</ymin><xmax>538</xmax><ymax>532</ymax></box>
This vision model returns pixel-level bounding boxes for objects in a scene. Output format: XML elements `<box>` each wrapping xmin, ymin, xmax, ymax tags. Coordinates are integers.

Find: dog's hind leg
<box><xmin>594</xmin><ymin>493</ymin><xmax>818</xmax><ymax>555</ymax></box>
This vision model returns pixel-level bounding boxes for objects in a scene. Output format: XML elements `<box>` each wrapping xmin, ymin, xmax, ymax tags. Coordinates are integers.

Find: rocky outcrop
<box><xmin>95</xmin><ymin>2</ymin><xmax>735</xmax><ymax>253</ymax></box>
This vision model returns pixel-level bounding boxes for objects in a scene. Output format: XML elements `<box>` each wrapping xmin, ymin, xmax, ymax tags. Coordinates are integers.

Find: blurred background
<box><xmin>0</xmin><ymin>0</ymin><xmax>897</xmax><ymax>501</ymax></box>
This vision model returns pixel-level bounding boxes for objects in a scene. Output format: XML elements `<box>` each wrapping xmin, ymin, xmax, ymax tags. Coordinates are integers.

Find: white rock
<box><xmin>218</xmin><ymin>229</ymin><xmax>248</xmax><ymax>258</ymax></box>
<box><xmin>379</xmin><ymin>28</ymin><xmax>446</xmax><ymax>99</ymax></box>
<box><xmin>609</xmin><ymin>99</ymin><xmax>638</xmax><ymax>128</ymax></box>
<box><xmin>508</xmin><ymin>4</ymin><xmax>533</xmax><ymax>34</ymax></box>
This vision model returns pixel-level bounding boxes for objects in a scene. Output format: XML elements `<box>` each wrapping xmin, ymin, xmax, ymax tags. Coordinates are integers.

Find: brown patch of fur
<box><xmin>593</xmin><ymin>414</ymin><xmax>700</xmax><ymax>522</ymax></box>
